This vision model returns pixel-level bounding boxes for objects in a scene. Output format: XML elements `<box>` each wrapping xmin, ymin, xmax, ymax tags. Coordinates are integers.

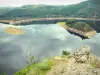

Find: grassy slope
<box><xmin>67</xmin><ymin>22</ymin><xmax>94</xmax><ymax>32</ymax></box>
<box><xmin>14</xmin><ymin>59</ymin><xmax>54</xmax><ymax>75</ymax></box>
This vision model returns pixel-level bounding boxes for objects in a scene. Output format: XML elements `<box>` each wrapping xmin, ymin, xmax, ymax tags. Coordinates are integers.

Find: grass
<box><xmin>57</xmin><ymin>20</ymin><xmax>94</xmax><ymax>32</ymax></box>
<box><xmin>14</xmin><ymin>59</ymin><xmax>54</xmax><ymax>75</ymax></box>
<box><xmin>57</xmin><ymin>22</ymin><xmax>68</xmax><ymax>29</ymax></box>
<box><xmin>57</xmin><ymin>21</ymin><xmax>94</xmax><ymax>33</ymax></box>
<box><xmin>57</xmin><ymin>22</ymin><xmax>66</xmax><ymax>25</ymax></box>
<box><xmin>67</xmin><ymin>22</ymin><xmax>94</xmax><ymax>32</ymax></box>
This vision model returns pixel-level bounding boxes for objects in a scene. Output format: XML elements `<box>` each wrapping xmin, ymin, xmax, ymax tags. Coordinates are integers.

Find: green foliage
<box><xmin>57</xmin><ymin>22</ymin><xmax>66</xmax><ymax>25</ymax></box>
<box><xmin>0</xmin><ymin>7</ymin><xmax>14</xmax><ymax>16</ymax></box>
<box><xmin>14</xmin><ymin>64</ymin><xmax>34</xmax><ymax>75</ymax></box>
<box><xmin>66</xmin><ymin>20</ymin><xmax>76</xmax><ymax>25</ymax></box>
<box><xmin>35</xmin><ymin>60</ymin><xmax>53</xmax><ymax>71</ymax></box>
<box><xmin>67</xmin><ymin>22</ymin><xmax>94</xmax><ymax>32</ymax></box>
<box><xmin>14</xmin><ymin>56</ymin><xmax>35</xmax><ymax>75</ymax></box>
<box><xmin>62</xmin><ymin>50</ymin><xmax>70</xmax><ymax>56</ymax></box>
<box><xmin>0</xmin><ymin>1</ymin><xmax>100</xmax><ymax>19</ymax></box>
<box><xmin>0</xmin><ymin>1</ymin><xmax>96</xmax><ymax>20</ymax></box>
<box><xmin>29</xmin><ymin>56</ymin><xmax>35</xmax><ymax>64</ymax></box>
<box><xmin>89</xmin><ymin>0</ymin><xmax>100</xmax><ymax>5</ymax></box>
<box><xmin>14</xmin><ymin>59</ymin><xmax>53</xmax><ymax>75</ymax></box>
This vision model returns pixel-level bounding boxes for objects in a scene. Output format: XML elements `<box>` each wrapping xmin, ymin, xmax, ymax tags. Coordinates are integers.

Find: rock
<box><xmin>92</xmin><ymin>69</ymin><xmax>100</xmax><ymax>75</ymax></box>
<box><xmin>72</xmin><ymin>46</ymin><xmax>90</xmax><ymax>63</ymax></box>
<box><xmin>53</xmin><ymin>56</ymin><xmax>65</xmax><ymax>61</ymax></box>
<box><xmin>47</xmin><ymin>46</ymin><xmax>100</xmax><ymax>75</ymax></box>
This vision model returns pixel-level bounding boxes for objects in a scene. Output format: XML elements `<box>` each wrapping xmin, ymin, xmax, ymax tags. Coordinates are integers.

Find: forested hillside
<box><xmin>0</xmin><ymin>0</ymin><xmax>100</xmax><ymax>20</ymax></box>
<box><xmin>0</xmin><ymin>7</ymin><xmax>14</xmax><ymax>15</ymax></box>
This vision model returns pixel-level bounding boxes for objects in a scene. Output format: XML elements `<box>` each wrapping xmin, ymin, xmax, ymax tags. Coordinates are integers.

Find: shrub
<box><xmin>62</xmin><ymin>50</ymin><xmax>70</xmax><ymax>56</ymax></box>
<box><xmin>66</xmin><ymin>20</ymin><xmax>76</xmax><ymax>25</ymax></box>
<box><xmin>72</xmin><ymin>22</ymin><xmax>93</xmax><ymax>32</ymax></box>
<box><xmin>66</xmin><ymin>21</ymin><xmax>94</xmax><ymax>32</ymax></box>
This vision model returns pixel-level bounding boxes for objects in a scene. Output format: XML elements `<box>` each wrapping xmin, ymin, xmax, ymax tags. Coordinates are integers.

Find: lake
<box><xmin>0</xmin><ymin>23</ymin><xmax>100</xmax><ymax>75</ymax></box>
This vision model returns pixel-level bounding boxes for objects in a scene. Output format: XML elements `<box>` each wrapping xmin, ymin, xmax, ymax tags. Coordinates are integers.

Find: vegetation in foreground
<box><xmin>14</xmin><ymin>46</ymin><xmax>100</xmax><ymax>75</ymax></box>
<box><xmin>14</xmin><ymin>50</ymin><xmax>70</xmax><ymax>75</ymax></box>
<box><xmin>14</xmin><ymin>59</ymin><xmax>53</xmax><ymax>75</ymax></box>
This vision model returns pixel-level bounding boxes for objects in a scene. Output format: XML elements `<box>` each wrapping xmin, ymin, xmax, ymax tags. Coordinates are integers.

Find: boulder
<box><xmin>72</xmin><ymin>46</ymin><xmax>90</xmax><ymax>63</ymax></box>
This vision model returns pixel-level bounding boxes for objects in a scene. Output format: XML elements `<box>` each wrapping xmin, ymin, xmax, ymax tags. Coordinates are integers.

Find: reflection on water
<box><xmin>0</xmin><ymin>23</ymin><xmax>100</xmax><ymax>75</ymax></box>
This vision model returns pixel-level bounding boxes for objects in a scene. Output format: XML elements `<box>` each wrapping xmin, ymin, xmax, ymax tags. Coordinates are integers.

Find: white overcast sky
<box><xmin>0</xmin><ymin>0</ymin><xmax>87</xmax><ymax>7</ymax></box>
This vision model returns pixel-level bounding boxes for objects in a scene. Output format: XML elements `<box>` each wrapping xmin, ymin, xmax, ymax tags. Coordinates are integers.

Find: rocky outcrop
<box><xmin>15</xmin><ymin>46</ymin><xmax>100</xmax><ymax>75</ymax></box>
<box><xmin>72</xmin><ymin>46</ymin><xmax>90</xmax><ymax>63</ymax></box>
<box><xmin>47</xmin><ymin>46</ymin><xmax>100</xmax><ymax>75</ymax></box>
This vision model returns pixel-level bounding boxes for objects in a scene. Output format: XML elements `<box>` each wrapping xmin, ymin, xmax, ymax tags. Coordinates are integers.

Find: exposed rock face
<box><xmin>72</xmin><ymin>46</ymin><xmax>90</xmax><ymax>63</ymax></box>
<box><xmin>66</xmin><ymin>27</ymin><xmax>96</xmax><ymax>39</ymax></box>
<box><xmin>47</xmin><ymin>46</ymin><xmax>100</xmax><ymax>75</ymax></box>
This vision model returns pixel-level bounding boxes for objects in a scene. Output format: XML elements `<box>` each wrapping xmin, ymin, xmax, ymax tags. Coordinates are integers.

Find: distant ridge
<box><xmin>0</xmin><ymin>0</ymin><xmax>100</xmax><ymax>20</ymax></box>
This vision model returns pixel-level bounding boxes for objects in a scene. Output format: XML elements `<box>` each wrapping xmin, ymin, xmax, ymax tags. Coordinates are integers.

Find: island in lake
<box><xmin>57</xmin><ymin>20</ymin><xmax>96</xmax><ymax>39</ymax></box>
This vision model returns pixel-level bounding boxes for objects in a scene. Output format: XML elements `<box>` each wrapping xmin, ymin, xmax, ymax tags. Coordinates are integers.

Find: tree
<box><xmin>66</xmin><ymin>20</ymin><xmax>76</xmax><ymax>25</ymax></box>
<box><xmin>89</xmin><ymin>0</ymin><xmax>100</xmax><ymax>5</ymax></box>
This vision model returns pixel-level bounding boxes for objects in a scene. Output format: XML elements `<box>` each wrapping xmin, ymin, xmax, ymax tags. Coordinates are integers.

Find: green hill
<box><xmin>0</xmin><ymin>0</ymin><xmax>100</xmax><ymax>20</ymax></box>
<box><xmin>0</xmin><ymin>7</ymin><xmax>14</xmax><ymax>16</ymax></box>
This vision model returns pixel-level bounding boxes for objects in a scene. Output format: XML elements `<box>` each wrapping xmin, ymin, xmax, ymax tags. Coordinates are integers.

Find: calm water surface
<box><xmin>0</xmin><ymin>23</ymin><xmax>100</xmax><ymax>75</ymax></box>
